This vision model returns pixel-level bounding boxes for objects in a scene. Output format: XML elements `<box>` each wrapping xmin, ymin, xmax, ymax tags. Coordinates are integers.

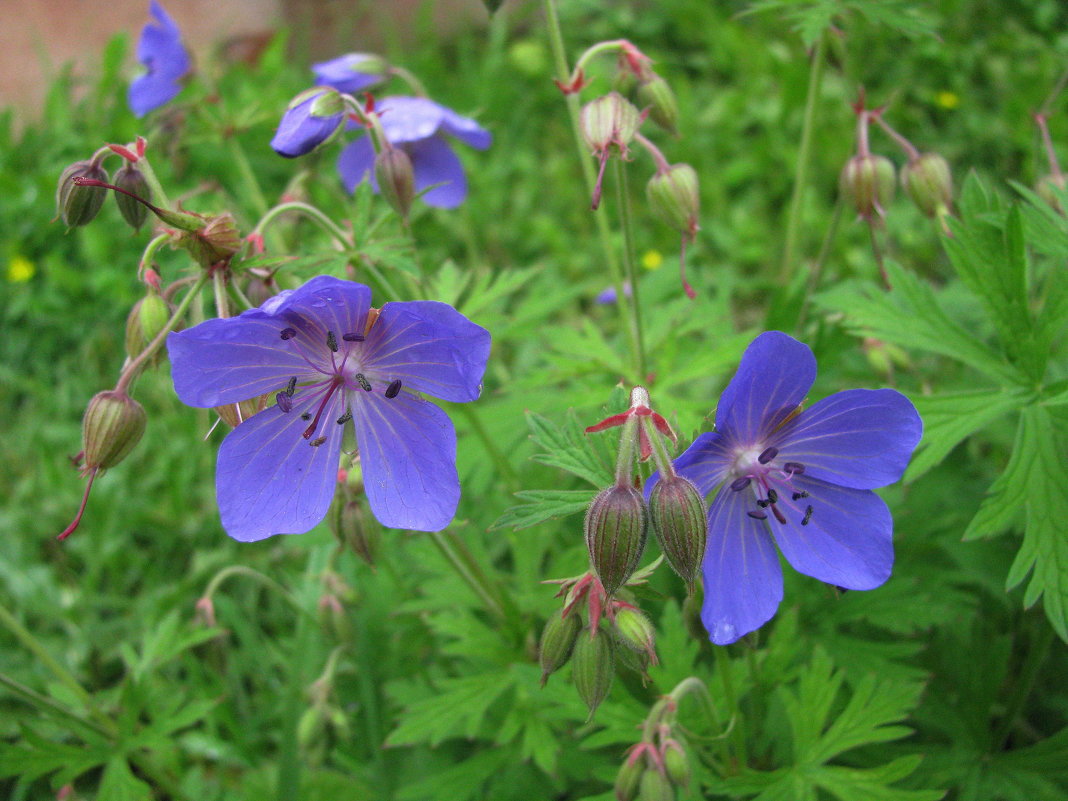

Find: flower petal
<box><xmin>768</xmin><ymin>475</ymin><xmax>893</xmax><ymax>590</ymax></box>
<box><xmin>128</xmin><ymin>75</ymin><xmax>182</xmax><ymax>118</ymax></box>
<box><xmin>770</xmin><ymin>388</ymin><xmax>922</xmax><ymax>489</ymax></box>
<box><xmin>313</xmin><ymin>53</ymin><xmax>384</xmax><ymax>94</ymax></box>
<box><xmin>350</xmin><ymin>391</ymin><xmax>459</xmax><ymax>531</ymax></box>
<box><xmin>363</xmin><ymin>301</ymin><xmax>490</xmax><ymax>401</ymax></box>
<box><xmin>701</xmin><ymin>488</ymin><xmax>783</xmax><ymax>645</ymax></box>
<box><xmin>262</xmin><ymin>275</ymin><xmax>372</xmax><ymax>343</ymax></box>
<box><xmin>377</xmin><ymin>96</ymin><xmax>446</xmax><ymax>144</ymax></box>
<box><xmin>408</xmin><ymin>137</ymin><xmax>468</xmax><ymax>208</ymax></box>
<box><xmin>271</xmin><ymin>91</ymin><xmax>343</xmax><ymax>158</ymax></box>
<box><xmin>138</xmin><ymin>1</ymin><xmax>189</xmax><ymax>78</ymax></box>
<box><xmin>215</xmin><ymin>393</ymin><xmax>345</xmax><ymax>542</ymax></box>
<box><xmin>337</xmin><ymin>137</ymin><xmax>375</xmax><ymax>194</ymax></box>
<box><xmin>648</xmin><ymin>431</ymin><xmax>732</xmax><ymax>498</ymax></box>
<box><xmin>439</xmin><ymin>106</ymin><xmax>492</xmax><ymax>150</ymax></box>
<box><xmin>715</xmin><ymin>331</ymin><xmax>816</xmax><ymax>446</ymax></box>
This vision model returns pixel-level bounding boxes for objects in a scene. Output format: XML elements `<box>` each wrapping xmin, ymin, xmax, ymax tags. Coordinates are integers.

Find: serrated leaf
<box><xmin>386</xmin><ymin>670</ymin><xmax>516</xmax><ymax>747</ymax></box>
<box><xmin>395</xmin><ymin>747</ymin><xmax>512</xmax><ymax>801</ymax></box>
<box><xmin>526</xmin><ymin>411</ymin><xmax>614</xmax><ymax>487</ymax></box>
<box><xmin>490</xmin><ymin>489</ymin><xmax>591</xmax><ymax>531</ymax></box>
<box><xmin>905</xmin><ymin>388</ymin><xmax>1029</xmax><ymax>480</ymax></box>
<box><xmin>98</xmin><ymin>756</ymin><xmax>151</xmax><ymax>801</ymax></box>
<box><xmin>814</xmin><ymin>757</ymin><xmax>944</xmax><ymax>801</ymax></box>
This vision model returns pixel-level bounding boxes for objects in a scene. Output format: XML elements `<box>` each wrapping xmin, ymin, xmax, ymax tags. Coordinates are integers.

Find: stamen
<box><xmin>792</xmin><ymin>490</ymin><xmax>810</xmax><ymax>501</ymax></box>
<box><xmin>771</xmin><ymin>504</ymin><xmax>787</xmax><ymax>525</ymax></box>
<box><xmin>301</xmin><ymin>412</ymin><xmax>311</xmax><ymax>421</ymax></box>
<box><xmin>302</xmin><ymin>376</ymin><xmax>343</xmax><ymax>439</ymax></box>
<box><xmin>285</xmin><ymin>377</ymin><xmax>297</xmax><ymax>396</ymax></box>
<box><xmin>326</xmin><ymin>331</ymin><xmax>338</xmax><ymax>352</ymax></box>
<box><xmin>783</xmin><ymin>461</ymin><xmax>805</xmax><ymax>474</ymax></box>
<box><xmin>310</xmin><ymin>436</ymin><xmax>327</xmax><ymax>447</ymax></box>
<box><xmin>801</xmin><ymin>505</ymin><xmax>814</xmax><ymax>526</ymax></box>
<box><xmin>730</xmin><ymin>476</ymin><xmax>751</xmax><ymax>491</ymax></box>
<box><xmin>385</xmin><ymin>379</ymin><xmax>402</xmax><ymax>399</ymax></box>
<box><xmin>758</xmin><ymin>446</ymin><xmax>778</xmax><ymax>464</ymax></box>
<box><xmin>354</xmin><ymin>373</ymin><xmax>373</xmax><ymax>392</ymax></box>
<box><xmin>342</xmin><ymin>332</ymin><xmax>365</xmax><ymax>342</ymax></box>
<box><xmin>280</xmin><ymin>327</ymin><xmax>297</xmax><ymax>340</ymax></box>
<box><xmin>766</xmin><ymin>488</ymin><xmax>778</xmax><ymax>504</ymax></box>
<box><xmin>747</xmin><ymin>510</ymin><xmax>767</xmax><ymax>520</ymax></box>
<box><xmin>336</xmin><ymin>411</ymin><xmax>352</xmax><ymax>424</ymax></box>
<box><xmin>275</xmin><ymin>392</ymin><xmax>293</xmax><ymax>413</ymax></box>
<box><xmin>756</xmin><ymin>498</ymin><xmax>770</xmax><ymax>509</ymax></box>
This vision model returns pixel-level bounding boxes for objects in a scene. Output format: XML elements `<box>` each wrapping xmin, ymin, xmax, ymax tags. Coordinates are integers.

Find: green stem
<box><xmin>203</xmin><ymin>565</ymin><xmax>305</xmax><ymax>615</ymax></box>
<box><xmin>252</xmin><ymin>201</ymin><xmax>353</xmax><ymax>248</ymax></box>
<box><xmin>428</xmin><ymin>530</ymin><xmax>509</xmax><ymax>621</ymax></box>
<box><xmin>135</xmin><ymin>155</ymin><xmax>172</xmax><ymax>210</ymax></box>
<box><xmin>777</xmin><ymin>33</ymin><xmax>827</xmax><ymax>283</ymax></box>
<box><xmin>0</xmin><ymin>671</ymin><xmax>113</xmax><ymax>739</ymax></box>
<box><xmin>614</xmin><ymin>159</ymin><xmax>648</xmax><ymax>379</ymax></box>
<box><xmin>796</xmin><ymin>199</ymin><xmax>842</xmax><ymax>330</ymax></box>
<box><xmin>994</xmin><ymin>622</ymin><xmax>1056</xmax><ymax>748</ymax></box>
<box><xmin>713</xmin><ymin>645</ymin><xmax>747</xmax><ymax>773</ymax></box>
<box><xmin>226</xmin><ymin>135</ymin><xmax>270</xmax><ymax>218</ymax></box>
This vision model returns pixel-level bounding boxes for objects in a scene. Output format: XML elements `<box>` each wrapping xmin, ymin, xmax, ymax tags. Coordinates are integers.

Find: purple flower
<box><xmin>128</xmin><ymin>0</ymin><xmax>190</xmax><ymax>117</ymax></box>
<box><xmin>313</xmin><ymin>53</ymin><xmax>388</xmax><ymax>94</ymax></box>
<box><xmin>166</xmin><ymin>276</ymin><xmax>490</xmax><ymax>541</ymax></box>
<box><xmin>338</xmin><ymin>96</ymin><xmax>491</xmax><ymax>208</ymax></box>
<box><xmin>654</xmin><ymin>331</ymin><xmax>922</xmax><ymax>645</ymax></box>
<box><xmin>271</xmin><ymin>88</ymin><xmax>345</xmax><ymax>158</ymax></box>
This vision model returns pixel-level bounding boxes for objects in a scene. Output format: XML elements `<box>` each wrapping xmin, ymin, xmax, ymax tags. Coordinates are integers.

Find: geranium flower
<box><xmin>271</xmin><ymin>88</ymin><xmax>345</xmax><ymax>158</ymax></box>
<box><xmin>166</xmin><ymin>276</ymin><xmax>490</xmax><ymax>541</ymax></box>
<box><xmin>128</xmin><ymin>0</ymin><xmax>190</xmax><ymax>117</ymax></box>
<box><xmin>313</xmin><ymin>53</ymin><xmax>388</xmax><ymax>94</ymax></box>
<box><xmin>337</xmin><ymin>96</ymin><xmax>491</xmax><ymax>208</ymax></box>
<box><xmin>655</xmin><ymin>331</ymin><xmax>922</xmax><ymax>645</ymax></box>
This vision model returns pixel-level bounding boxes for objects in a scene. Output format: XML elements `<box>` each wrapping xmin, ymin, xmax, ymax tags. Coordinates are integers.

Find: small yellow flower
<box><xmin>641</xmin><ymin>249</ymin><xmax>663</xmax><ymax>270</ymax></box>
<box><xmin>936</xmin><ymin>91</ymin><xmax>959</xmax><ymax>110</ymax></box>
<box><xmin>6</xmin><ymin>255</ymin><xmax>35</xmax><ymax>283</ymax></box>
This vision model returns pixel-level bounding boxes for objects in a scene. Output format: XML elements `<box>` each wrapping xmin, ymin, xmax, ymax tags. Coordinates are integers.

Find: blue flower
<box><xmin>166</xmin><ymin>276</ymin><xmax>491</xmax><ymax>541</ymax></box>
<box><xmin>271</xmin><ymin>88</ymin><xmax>345</xmax><ymax>158</ymax></box>
<box><xmin>128</xmin><ymin>0</ymin><xmax>190</xmax><ymax>117</ymax></box>
<box><xmin>337</xmin><ymin>96</ymin><xmax>491</xmax><ymax>209</ymax></box>
<box><xmin>313</xmin><ymin>53</ymin><xmax>388</xmax><ymax>94</ymax></box>
<box><xmin>654</xmin><ymin>331</ymin><xmax>922</xmax><ymax>645</ymax></box>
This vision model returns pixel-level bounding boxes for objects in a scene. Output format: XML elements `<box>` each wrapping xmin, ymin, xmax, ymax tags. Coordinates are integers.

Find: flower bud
<box><xmin>82</xmin><ymin>390</ymin><xmax>146</xmax><ymax>470</ymax></box>
<box><xmin>539</xmin><ymin>611</ymin><xmax>582</xmax><ymax>685</ymax></box>
<box><xmin>646</xmin><ymin>164</ymin><xmax>699</xmax><ymax>237</ymax></box>
<box><xmin>839</xmin><ymin>154</ymin><xmax>895</xmax><ymax>219</ymax></box>
<box><xmin>581</xmin><ymin>92</ymin><xmax>641</xmax><ymax>156</ymax></box>
<box><xmin>180</xmin><ymin>212</ymin><xmax>242</xmax><ymax>269</ymax></box>
<box><xmin>330</xmin><ymin>498</ymin><xmax>380</xmax><ymax>567</ymax></box>
<box><xmin>572</xmin><ymin>627</ymin><xmax>614</xmax><ymax>717</ymax></box>
<box><xmin>375</xmin><ymin>147</ymin><xmax>415</xmax><ymax>219</ymax></box>
<box><xmin>56</xmin><ymin>160</ymin><xmax>109</xmax><ymax>227</ymax></box>
<box><xmin>615</xmin><ymin>758</ymin><xmax>644</xmax><ymax>801</ymax></box>
<box><xmin>313</xmin><ymin>52</ymin><xmax>389</xmax><ymax>94</ymax></box>
<box><xmin>636</xmin><ymin>74</ymin><xmax>678</xmax><ymax>135</ymax></box>
<box><xmin>638</xmin><ymin>768</ymin><xmax>675</xmax><ymax>801</ymax></box>
<box><xmin>114</xmin><ymin>163</ymin><xmax>152</xmax><ymax>230</ymax></box>
<box><xmin>612</xmin><ymin>606</ymin><xmax>657</xmax><ymax>664</ymax></box>
<box><xmin>271</xmin><ymin>87</ymin><xmax>346</xmax><ymax>158</ymax></box>
<box><xmin>648</xmin><ymin>474</ymin><xmax>707</xmax><ymax>593</ymax></box>
<box><xmin>662</xmin><ymin>741</ymin><xmax>690</xmax><ymax>787</ymax></box>
<box><xmin>901</xmin><ymin>153</ymin><xmax>952</xmax><ymax>217</ymax></box>
<box><xmin>1037</xmin><ymin>173</ymin><xmax>1066</xmax><ymax>212</ymax></box>
<box><xmin>125</xmin><ymin>292</ymin><xmax>172</xmax><ymax>361</ymax></box>
<box><xmin>585</xmin><ymin>485</ymin><xmax>649</xmax><ymax>596</ymax></box>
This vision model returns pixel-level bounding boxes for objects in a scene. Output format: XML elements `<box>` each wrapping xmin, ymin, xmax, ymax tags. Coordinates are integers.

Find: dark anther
<box><xmin>275</xmin><ymin>392</ymin><xmax>293</xmax><ymax>413</ymax></box>
<box><xmin>385</xmin><ymin>379</ymin><xmax>402</xmax><ymax>399</ymax></box>
<box><xmin>326</xmin><ymin>331</ymin><xmax>339</xmax><ymax>352</ymax></box>
<box><xmin>758</xmin><ymin>446</ymin><xmax>778</xmax><ymax>464</ymax></box>
<box><xmin>336</xmin><ymin>411</ymin><xmax>352</xmax><ymax>425</ymax></box>
<box><xmin>301</xmin><ymin>412</ymin><xmax>311</xmax><ymax>421</ymax></box>
<box><xmin>782</xmin><ymin>461</ymin><xmax>805</xmax><ymax>474</ymax></box>
<box><xmin>354</xmin><ymin>373</ymin><xmax>373</xmax><ymax>391</ymax></box>
<box><xmin>285</xmin><ymin>377</ymin><xmax>297</xmax><ymax>397</ymax></box>
<box><xmin>747</xmin><ymin>510</ymin><xmax>768</xmax><ymax>520</ymax></box>
<box><xmin>280</xmin><ymin>327</ymin><xmax>297</xmax><ymax>340</ymax></box>
<box><xmin>766</xmin><ymin>488</ymin><xmax>778</xmax><ymax>504</ymax></box>
<box><xmin>730</xmin><ymin>476</ymin><xmax>751</xmax><ymax>491</ymax></box>
<box><xmin>756</xmin><ymin>498</ymin><xmax>770</xmax><ymax>509</ymax></box>
<box><xmin>342</xmin><ymin>332</ymin><xmax>365</xmax><ymax>342</ymax></box>
<box><xmin>310</xmin><ymin>436</ymin><xmax>327</xmax><ymax>447</ymax></box>
<box><xmin>792</xmin><ymin>490</ymin><xmax>810</xmax><ymax>501</ymax></box>
<box><xmin>801</xmin><ymin>505</ymin><xmax>814</xmax><ymax>526</ymax></box>
<box><xmin>771</xmin><ymin>505</ymin><xmax>787</xmax><ymax>525</ymax></box>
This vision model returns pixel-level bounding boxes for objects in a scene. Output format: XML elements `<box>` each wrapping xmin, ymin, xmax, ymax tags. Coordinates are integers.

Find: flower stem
<box><xmin>614</xmin><ymin>159</ymin><xmax>648</xmax><ymax>379</ymax></box>
<box><xmin>0</xmin><ymin>670</ymin><xmax>112</xmax><ymax>739</ymax></box>
<box><xmin>252</xmin><ymin>201</ymin><xmax>353</xmax><ymax>248</ymax></box>
<box><xmin>713</xmin><ymin>645</ymin><xmax>747</xmax><ymax>774</ymax></box>
<box><xmin>428</xmin><ymin>530</ymin><xmax>512</xmax><ymax>621</ymax></box>
<box><xmin>135</xmin><ymin>155</ymin><xmax>173</xmax><ymax>210</ymax></box>
<box><xmin>226</xmin><ymin>135</ymin><xmax>270</xmax><ymax>218</ymax></box>
<box><xmin>202</xmin><ymin>565</ymin><xmax>305</xmax><ymax>614</ymax></box>
<box><xmin>777</xmin><ymin>32</ymin><xmax>827</xmax><ymax>283</ymax></box>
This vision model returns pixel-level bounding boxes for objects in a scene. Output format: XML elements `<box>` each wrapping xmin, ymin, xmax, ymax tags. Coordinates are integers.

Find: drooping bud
<box><xmin>114</xmin><ymin>162</ymin><xmax>152</xmax><ymax>230</ymax></box>
<box><xmin>581</xmin><ymin>92</ymin><xmax>642</xmax><ymax>209</ymax></box>
<box><xmin>662</xmin><ymin>741</ymin><xmax>690</xmax><ymax>788</ymax></box>
<box><xmin>538</xmin><ymin>610</ymin><xmax>582</xmax><ymax>685</ymax></box>
<box><xmin>330</xmin><ymin>499</ymin><xmax>380</xmax><ymax>567</ymax></box>
<box><xmin>648</xmin><ymin>474</ymin><xmax>707</xmax><ymax>594</ymax></box>
<box><xmin>125</xmin><ymin>292</ymin><xmax>172</xmax><ymax>361</ymax></box>
<box><xmin>638</xmin><ymin>768</ymin><xmax>675</xmax><ymax>801</ymax></box>
<box><xmin>271</xmin><ymin>87</ymin><xmax>346</xmax><ymax>158</ymax></box>
<box><xmin>56</xmin><ymin>160</ymin><xmax>109</xmax><ymax>227</ymax></box>
<box><xmin>636</xmin><ymin>73</ymin><xmax>678</xmax><ymax>135</ymax></box>
<box><xmin>611</xmin><ymin>606</ymin><xmax>657</xmax><ymax>664</ymax></box>
<box><xmin>901</xmin><ymin>153</ymin><xmax>952</xmax><ymax>218</ymax></box>
<box><xmin>572</xmin><ymin>626</ymin><xmax>614</xmax><ymax>717</ymax></box>
<box><xmin>839</xmin><ymin>153</ymin><xmax>895</xmax><ymax>219</ymax></box>
<box><xmin>374</xmin><ymin>147</ymin><xmax>415</xmax><ymax>219</ymax></box>
<box><xmin>585</xmin><ymin>484</ymin><xmax>649</xmax><ymax>596</ymax></box>
<box><xmin>82</xmin><ymin>390</ymin><xmax>147</xmax><ymax>471</ymax></box>
<box><xmin>615</xmin><ymin>757</ymin><xmax>645</xmax><ymax>801</ymax></box>
<box><xmin>646</xmin><ymin>164</ymin><xmax>699</xmax><ymax>237</ymax></box>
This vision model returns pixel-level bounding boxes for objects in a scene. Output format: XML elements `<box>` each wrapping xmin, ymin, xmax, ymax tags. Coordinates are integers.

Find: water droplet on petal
<box><xmin>711</xmin><ymin>620</ymin><xmax>736</xmax><ymax>644</ymax></box>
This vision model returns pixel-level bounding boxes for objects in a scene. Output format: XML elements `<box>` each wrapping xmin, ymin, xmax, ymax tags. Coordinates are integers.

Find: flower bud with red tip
<box><xmin>585</xmin><ymin>484</ymin><xmax>649</xmax><ymax>597</ymax></box>
<box><xmin>57</xmin><ymin>160</ymin><xmax>109</xmax><ymax>227</ymax></box>
<box><xmin>647</xmin><ymin>474</ymin><xmax>707</xmax><ymax>594</ymax></box>
<box><xmin>840</xmin><ymin>153</ymin><xmax>895</xmax><ymax>219</ymax></box>
<box><xmin>581</xmin><ymin>92</ymin><xmax>642</xmax><ymax>209</ymax></box>
<box><xmin>647</xmin><ymin>164</ymin><xmax>698</xmax><ymax>238</ymax></box>
<box><xmin>901</xmin><ymin>152</ymin><xmax>953</xmax><ymax>218</ymax></box>
<box><xmin>572</xmin><ymin>626</ymin><xmax>615</xmax><ymax>717</ymax></box>
<box><xmin>375</xmin><ymin>146</ymin><xmax>415</xmax><ymax>219</ymax></box>
<box><xmin>83</xmin><ymin>390</ymin><xmax>146</xmax><ymax>471</ymax></box>
<box><xmin>114</xmin><ymin>162</ymin><xmax>152</xmax><ymax>230</ymax></box>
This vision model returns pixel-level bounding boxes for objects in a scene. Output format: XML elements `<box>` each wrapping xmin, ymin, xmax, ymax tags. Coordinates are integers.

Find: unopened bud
<box><xmin>840</xmin><ymin>154</ymin><xmax>895</xmax><ymax>219</ymax></box>
<box><xmin>57</xmin><ymin>160</ymin><xmax>109</xmax><ymax>227</ymax></box>
<box><xmin>375</xmin><ymin>147</ymin><xmax>415</xmax><ymax>219</ymax></box>
<box><xmin>902</xmin><ymin>153</ymin><xmax>952</xmax><ymax>217</ymax></box>
<box><xmin>572</xmin><ymin>627</ymin><xmax>614</xmax><ymax>717</ymax></box>
<box><xmin>638</xmin><ymin>768</ymin><xmax>675</xmax><ymax>801</ymax></box>
<box><xmin>615</xmin><ymin>758</ymin><xmax>644</xmax><ymax>801</ymax></box>
<box><xmin>125</xmin><ymin>292</ymin><xmax>172</xmax><ymax>360</ymax></box>
<box><xmin>612</xmin><ymin>606</ymin><xmax>657</xmax><ymax>664</ymax></box>
<box><xmin>82</xmin><ymin>390</ymin><xmax>146</xmax><ymax>470</ymax></box>
<box><xmin>647</xmin><ymin>164</ymin><xmax>698</xmax><ymax>237</ymax></box>
<box><xmin>581</xmin><ymin>92</ymin><xmax>641</xmax><ymax>156</ymax></box>
<box><xmin>114</xmin><ymin>163</ymin><xmax>152</xmax><ymax>230</ymax></box>
<box><xmin>662</xmin><ymin>741</ymin><xmax>690</xmax><ymax>787</ymax></box>
<box><xmin>297</xmin><ymin>705</ymin><xmax>328</xmax><ymax>752</ymax></box>
<box><xmin>1037</xmin><ymin>173</ymin><xmax>1066</xmax><ymax>211</ymax></box>
<box><xmin>585</xmin><ymin>485</ymin><xmax>649</xmax><ymax>596</ymax></box>
<box><xmin>539</xmin><ymin>611</ymin><xmax>582</xmax><ymax>685</ymax></box>
<box><xmin>330</xmin><ymin>499</ymin><xmax>380</xmax><ymax>567</ymax></box>
<box><xmin>648</xmin><ymin>474</ymin><xmax>707</xmax><ymax>593</ymax></box>
<box><xmin>181</xmin><ymin>212</ymin><xmax>242</xmax><ymax>268</ymax></box>
<box><xmin>636</xmin><ymin>74</ymin><xmax>678</xmax><ymax>135</ymax></box>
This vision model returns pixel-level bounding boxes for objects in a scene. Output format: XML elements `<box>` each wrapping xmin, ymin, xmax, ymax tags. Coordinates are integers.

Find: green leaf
<box><xmin>387</xmin><ymin>670</ymin><xmax>516</xmax><ymax>747</ymax></box>
<box><xmin>98</xmin><ymin>756</ymin><xmax>152</xmax><ymax>801</ymax></box>
<box><xmin>525</xmin><ymin>411</ymin><xmax>614</xmax><ymax>488</ymax></box>
<box><xmin>814</xmin><ymin>757</ymin><xmax>945</xmax><ymax>801</ymax></box>
<box><xmin>905</xmin><ymin>388</ymin><xmax>1029</xmax><ymax>480</ymax></box>
<box><xmin>396</xmin><ymin>747</ymin><xmax>513</xmax><ymax>801</ymax></box>
<box><xmin>490</xmin><ymin>489</ymin><xmax>592</xmax><ymax>531</ymax></box>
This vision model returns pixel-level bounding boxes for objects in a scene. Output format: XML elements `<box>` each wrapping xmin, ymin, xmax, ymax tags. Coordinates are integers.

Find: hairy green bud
<box><xmin>114</xmin><ymin>163</ymin><xmax>152</xmax><ymax>230</ymax></box>
<box><xmin>902</xmin><ymin>153</ymin><xmax>953</xmax><ymax>217</ymax></box>
<box><xmin>648</xmin><ymin>474</ymin><xmax>708</xmax><ymax>593</ymax></box>
<box><xmin>125</xmin><ymin>292</ymin><xmax>172</xmax><ymax>361</ymax></box>
<box><xmin>57</xmin><ymin>160</ymin><xmax>109</xmax><ymax>227</ymax></box>
<box><xmin>375</xmin><ymin>147</ymin><xmax>415</xmax><ymax>219</ymax></box>
<box><xmin>662</xmin><ymin>741</ymin><xmax>690</xmax><ymax>788</ymax></box>
<box><xmin>82</xmin><ymin>390</ymin><xmax>146</xmax><ymax>470</ymax></box>
<box><xmin>539</xmin><ymin>611</ymin><xmax>582</xmax><ymax>685</ymax></box>
<box><xmin>839</xmin><ymin>153</ymin><xmax>895</xmax><ymax>219</ymax></box>
<box><xmin>581</xmin><ymin>92</ymin><xmax>641</xmax><ymax>156</ymax></box>
<box><xmin>585</xmin><ymin>485</ymin><xmax>649</xmax><ymax>596</ymax></box>
<box><xmin>638</xmin><ymin>768</ymin><xmax>675</xmax><ymax>801</ymax></box>
<box><xmin>636</xmin><ymin>73</ymin><xmax>678</xmax><ymax>135</ymax></box>
<box><xmin>615</xmin><ymin>758</ymin><xmax>644</xmax><ymax>801</ymax></box>
<box><xmin>572</xmin><ymin>627</ymin><xmax>614</xmax><ymax>717</ymax></box>
<box><xmin>612</xmin><ymin>606</ymin><xmax>657</xmax><ymax>663</ymax></box>
<box><xmin>646</xmin><ymin>164</ymin><xmax>699</xmax><ymax>236</ymax></box>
